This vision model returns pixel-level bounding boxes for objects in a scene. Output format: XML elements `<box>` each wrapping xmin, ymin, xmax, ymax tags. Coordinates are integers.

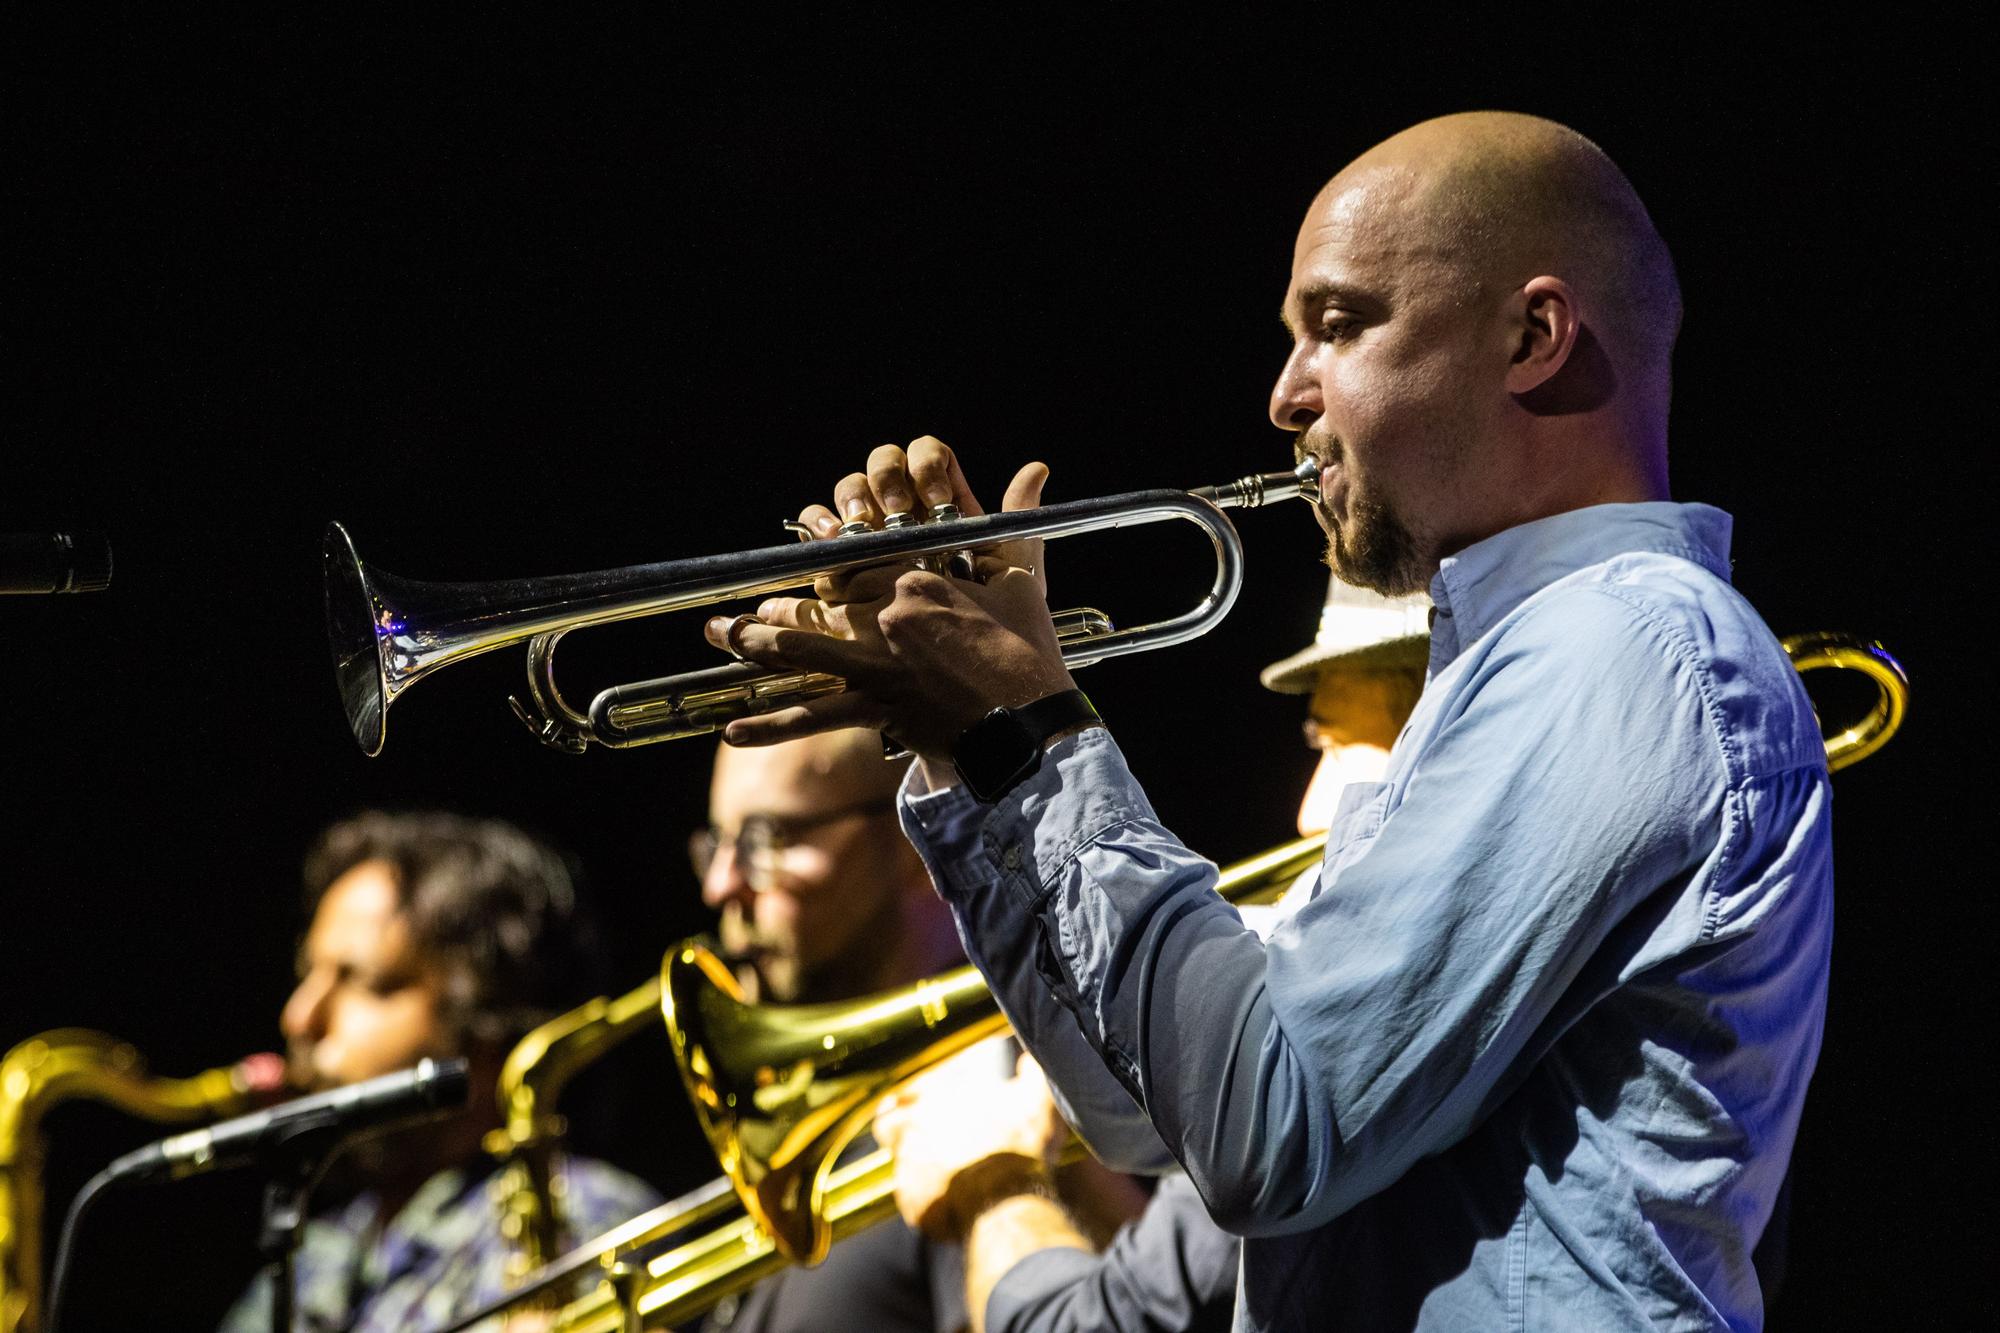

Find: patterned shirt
<box><xmin>901</xmin><ymin>502</ymin><xmax>1833</xmax><ymax>1331</ymax></box>
<box><xmin>218</xmin><ymin>1154</ymin><xmax>659</xmax><ymax>1333</ymax></box>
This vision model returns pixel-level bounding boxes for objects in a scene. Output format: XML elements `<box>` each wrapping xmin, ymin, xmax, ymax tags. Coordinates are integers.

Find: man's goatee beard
<box><xmin>1324</xmin><ymin>496</ymin><xmax>1427</xmax><ymax>597</ymax></box>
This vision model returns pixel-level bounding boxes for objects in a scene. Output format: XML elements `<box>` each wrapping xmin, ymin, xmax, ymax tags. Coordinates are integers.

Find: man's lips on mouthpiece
<box><xmin>1320</xmin><ymin>459</ymin><xmax>1346</xmax><ymax>519</ymax></box>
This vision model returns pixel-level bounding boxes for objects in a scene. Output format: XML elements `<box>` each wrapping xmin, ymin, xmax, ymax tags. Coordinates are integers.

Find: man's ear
<box><xmin>1504</xmin><ymin>276</ymin><xmax>1580</xmax><ymax>396</ymax></box>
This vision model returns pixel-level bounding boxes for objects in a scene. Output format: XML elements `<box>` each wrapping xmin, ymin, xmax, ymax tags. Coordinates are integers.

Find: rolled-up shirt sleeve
<box><xmin>983</xmin><ymin>1174</ymin><xmax>1238</xmax><ymax>1333</ymax></box>
<box><xmin>900</xmin><ymin>587</ymin><xmax>1733</xmax><ymax>1235</ymax></box>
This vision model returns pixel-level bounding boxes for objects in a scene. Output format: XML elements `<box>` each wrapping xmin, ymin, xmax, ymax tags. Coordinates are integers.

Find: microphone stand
<box><xmin>46</xmin><ymin>1058</ymin><xmax>467</xmax><ymax>1333</ymax></box>
<box><xmin>253</xmin><ymin>1110</ymin><xmax>353</xmax><ymax>1333</ymax></box>
<box><xmin>260</xmin><ymin>1164</ymin><xmax>311</xmax><ymax>1333</ymax></box>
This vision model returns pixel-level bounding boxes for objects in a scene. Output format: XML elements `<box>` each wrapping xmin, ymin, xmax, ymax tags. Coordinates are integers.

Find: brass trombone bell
<box><xmin>324</xmin><ymin>460</ymin><xmax>1320</xmax><ymax>755</ymax></box>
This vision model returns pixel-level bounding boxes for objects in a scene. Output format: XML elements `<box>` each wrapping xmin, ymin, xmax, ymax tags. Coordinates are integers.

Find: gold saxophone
<box><xmin>486</xmin><ymin>980</ymin><xmax>665</xmax><ymax>1283</ymax></box>
<box><xmin>473</xmin><ymin>630</ymin><xmax>1907</xmax><ymax>1330</ymax></box>
<box><xmin>0</xmin><ymin>1030</ymin><xmax>281</xmax><ymax>1333</ymax></box>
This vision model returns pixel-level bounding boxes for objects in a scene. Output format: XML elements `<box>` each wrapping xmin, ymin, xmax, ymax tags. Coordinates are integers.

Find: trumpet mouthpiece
<box><xmin>1193</xmin><ymin>456</ymin><xmax>1321</xmax><ymax>509</ymax></box>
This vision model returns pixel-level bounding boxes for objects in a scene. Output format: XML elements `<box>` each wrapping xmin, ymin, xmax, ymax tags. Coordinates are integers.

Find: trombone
<box><xmin>452</xmin><ymin>835</ymin><xmax>1331</xmax><ymax>1333</ymax></box>
<box><xmin>324</xmin><ymin>460</ymin><xmax>1321</xmax><ymax>755</ymax></box>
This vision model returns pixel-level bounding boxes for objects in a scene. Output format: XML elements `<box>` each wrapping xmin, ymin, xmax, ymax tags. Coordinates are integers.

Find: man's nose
<box><xmin>701</xmin><ymin>842</ymin><xmax>755</xmax><ymax>911</ymax></box>
<box><xmin>1269</xmin><ymin>343</ymin><xmax>1322</xmax><ymax>432</ymax></box>
<box><xmin>280</xmin><ymin>971</ymin><xmax>330</xmax><ymax>1043</ymax></box>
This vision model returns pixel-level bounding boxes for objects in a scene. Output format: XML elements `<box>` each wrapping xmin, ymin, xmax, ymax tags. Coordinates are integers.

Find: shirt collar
<box><xmin>1426</xmin><ymin>502</ymin><xmax>1733</xmax><ymax>669</ymax></box>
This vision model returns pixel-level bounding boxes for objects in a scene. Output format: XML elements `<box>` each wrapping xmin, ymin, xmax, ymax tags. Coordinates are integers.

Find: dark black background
<box><xmin>3</xmin><ymin>11</ymin><xmax>1979</xmax><ymax>1330</ymax></box>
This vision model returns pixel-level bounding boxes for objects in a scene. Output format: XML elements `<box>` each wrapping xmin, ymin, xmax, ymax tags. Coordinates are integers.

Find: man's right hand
<box><xmin>702</xmin><ymin>435</ymin><xmax>1082</xmax><ymax>769</ymax></box>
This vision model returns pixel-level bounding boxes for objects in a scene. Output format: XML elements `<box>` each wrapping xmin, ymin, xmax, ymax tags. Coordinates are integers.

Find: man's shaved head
<box><xmin>711</xmin><ymin>726</ymin><xmax>912</xmax><ymax>817</ymax></box>
<box><xmin>1336</xmin><ymin>111</ymin><xmax>1680</xmax><ymax>388</ymax></box>
<box><xmin>1272</xmin><ymin>112</ymin><xmax>1680</xmax><ymax>594</ymax></box>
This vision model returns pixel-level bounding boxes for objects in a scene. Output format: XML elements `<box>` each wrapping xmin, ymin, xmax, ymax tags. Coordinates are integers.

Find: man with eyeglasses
<box><xmin>691</xmin><ymin>730</ymin><xmax>963</xmax><ymax>1333</ymax></box>
<box><xmin>692</xmin><ymin>727</ymin><xmax>964</xmax><ymax>1006</ymax></box>
<box><xmin>690</xmin><ymin>731</ymin><xmax>1147</xmax><ymax>1332</ymax></box>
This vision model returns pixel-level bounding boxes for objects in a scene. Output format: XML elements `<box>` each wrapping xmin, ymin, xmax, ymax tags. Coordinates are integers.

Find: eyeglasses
<box><xmin>1301</xmin><ymin>718</ymin><xmax>1343</xmax><ymax>752</ymax></box>
<box><xmin>688</xmin><ymin>798</ymin><xmax>898</xmax><ymax>888</ymax></box>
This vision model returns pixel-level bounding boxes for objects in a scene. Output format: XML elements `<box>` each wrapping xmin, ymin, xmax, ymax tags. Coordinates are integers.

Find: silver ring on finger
<box><xmin>725</xmin><ymin>614</ymin><xmax>763</xmax><ymax>660</ymax></box>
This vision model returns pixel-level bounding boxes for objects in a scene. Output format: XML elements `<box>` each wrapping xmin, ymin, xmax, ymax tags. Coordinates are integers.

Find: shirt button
<box><xmin>1002</xmin><ymin>845</ymin><xmax>1023</xmax><ymax>871</ymax></box>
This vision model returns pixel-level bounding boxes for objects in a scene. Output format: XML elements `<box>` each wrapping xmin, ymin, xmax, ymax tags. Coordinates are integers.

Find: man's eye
<box><xmin>1319</xmin><ymin>312</ymin><xmax>1359</xmax><ymax>341</ymax></box>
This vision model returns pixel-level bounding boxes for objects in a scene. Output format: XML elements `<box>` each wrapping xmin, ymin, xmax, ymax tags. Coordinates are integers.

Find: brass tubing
<box><xmin>459</xmin><ymin>834</ymin><xmax>1328</xmax><ymax>1332</ymax></box>
<box><xmin>1</xmin><ymin>1032</ymin><xmax>274</xmax><ymax>1333</ymax></box>
<box><xmin>1780</xmin><ymin>632</ymin><xmax>1908</xmax><ymax>772</ymax></box>
<box><xmin>490</xmin><ymin>978</ymin><xmax>666</xmax><ymax>1281</ymax></box>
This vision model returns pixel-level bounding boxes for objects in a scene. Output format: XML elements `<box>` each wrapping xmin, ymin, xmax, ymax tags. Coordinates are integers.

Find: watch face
<box><xmin>953</xmin><ymin>707</ymin><xmax>1042</xmax><ymax>803</ymax></box>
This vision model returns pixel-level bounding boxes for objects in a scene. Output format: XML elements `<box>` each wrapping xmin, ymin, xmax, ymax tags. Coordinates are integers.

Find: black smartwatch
<box><xmin>951</xmin><ymin>689</ymin><xmax>1101</xmax><ymax>804</ymax></box>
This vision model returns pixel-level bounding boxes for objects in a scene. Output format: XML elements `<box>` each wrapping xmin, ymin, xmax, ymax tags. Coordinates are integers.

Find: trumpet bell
<box><xmin>324</xmin><ymin>521</ymin><xmax>390</xmax><ymax>756</ymax></box>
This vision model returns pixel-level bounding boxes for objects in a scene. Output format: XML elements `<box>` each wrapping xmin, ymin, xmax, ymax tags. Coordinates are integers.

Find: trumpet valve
<box><xmin>912</xmin><ymin>503</ymin><xmax>976</xmax><ymax>578</ymax></box>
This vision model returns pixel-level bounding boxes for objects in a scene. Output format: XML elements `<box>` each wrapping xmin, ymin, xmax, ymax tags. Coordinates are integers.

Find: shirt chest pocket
<box><xmin>1318</xmin><ymin>780</ymin><xmax>1393</xmax><ymax>893</ymax></box>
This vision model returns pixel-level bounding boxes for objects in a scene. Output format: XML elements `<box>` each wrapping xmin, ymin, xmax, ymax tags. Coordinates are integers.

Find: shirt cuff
<box><xmin>899</xmin><ymin>726</ymin><xmax>1159</xmax><ymax>911</ymax></box>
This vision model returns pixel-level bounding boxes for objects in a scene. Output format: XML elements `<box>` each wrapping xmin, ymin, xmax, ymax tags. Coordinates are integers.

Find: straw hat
<box><xmin>1259</xmin><ymin>575</ymin><xmax>1431</xmax><ymax>694</ymax></box>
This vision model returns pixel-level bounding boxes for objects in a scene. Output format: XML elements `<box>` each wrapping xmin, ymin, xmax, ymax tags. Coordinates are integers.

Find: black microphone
<box><xmin>0</xmin><ymin>531</ymin><xmax>113</xmax><ymax>594</ymax></box>
<box><xmin>102</xmin><ymin>1057</ymin><xmax>470</xmax><ymax>1184</ymax></box>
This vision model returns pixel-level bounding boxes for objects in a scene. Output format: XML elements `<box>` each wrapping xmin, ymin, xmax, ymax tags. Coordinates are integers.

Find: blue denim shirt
<box><xmin>901</xmin><ymin>503</ymin><xmax>1832</xmax><ymax>1332</ymax></box>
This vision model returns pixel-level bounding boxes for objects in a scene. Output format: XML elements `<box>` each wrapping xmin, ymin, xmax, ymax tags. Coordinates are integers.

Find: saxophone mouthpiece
<box><xmin>233</xmin><ymin>1052</ymin><xmax>290</xmax><ymax>1100</ymax></box>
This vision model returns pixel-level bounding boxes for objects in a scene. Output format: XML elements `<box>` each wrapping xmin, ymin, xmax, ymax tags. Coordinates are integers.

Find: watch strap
<box><xmin>952</xmin><ymin>689</ymin><xmax>1102</xmax><ymax>804</ymax></box>
<box><xmin>1013</xmin><ymin>688</ymin><xmax>1100</xmax><ymax>745</ymax></box>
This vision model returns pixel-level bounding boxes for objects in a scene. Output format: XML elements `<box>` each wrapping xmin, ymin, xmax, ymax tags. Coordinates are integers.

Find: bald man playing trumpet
<box><xmin>705</xmin><ymin>112</ymin><xmax>1832</xmax><ymax>1331</ymax></box>
<box><xmin>870</xmin><ymin>580</ymin><xmax>1429</xmax><ymax>1333</ymax></box>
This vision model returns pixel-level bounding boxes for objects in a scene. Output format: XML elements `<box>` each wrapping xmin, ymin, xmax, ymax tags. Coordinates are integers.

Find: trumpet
<box><xmin>324</xmin><ymin>460</ymin><xmax>1321</xmax><ymax>755</ymax></box>
<box><xmin>0</xmin><ymin>1032</ymin><xmax>284</xmax><ymax>1333</ymax></box>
